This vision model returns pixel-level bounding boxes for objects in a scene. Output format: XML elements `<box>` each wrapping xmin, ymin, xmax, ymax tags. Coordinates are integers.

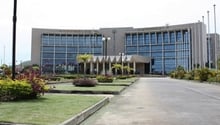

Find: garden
<box><xmin>169</xmin><ymin>65</ymin><xmax>220</xmax><ymax>83</ymax></box>
<box><xmin>0</xmin><ymin>56</ymin><xmax>137</xmax><ymax>125</ymax></box>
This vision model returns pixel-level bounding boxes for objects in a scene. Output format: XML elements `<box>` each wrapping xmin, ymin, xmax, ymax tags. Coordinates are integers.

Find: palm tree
<box><xmin>123</xmin><ymin>66</ymin><xmax>133</xmax><ymax>75</ymax></box>
<box><xmin>77</xmin><ymin>54</ymin><xmax>92</xmax><ymax>75</ymax></box>
<box><xmin>112</xmin><ymin>64</ymin><xmax>122</xmax><ymax>75</ymax></box>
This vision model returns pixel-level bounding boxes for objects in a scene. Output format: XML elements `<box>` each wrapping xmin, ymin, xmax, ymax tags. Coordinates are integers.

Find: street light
<box><xmin>119</xmin><ymin>52</ymin><xmax>124</xmax><ymax>75</ymax></box>
<box><xmin>12</xmin><ymin>0</ymin><xmax>17</xmax><ymax>80</ymax></box>
<box><xmin>102</xmin><ymin>36</ymin><xmax>111</xmax><ymax>75</ymax></box>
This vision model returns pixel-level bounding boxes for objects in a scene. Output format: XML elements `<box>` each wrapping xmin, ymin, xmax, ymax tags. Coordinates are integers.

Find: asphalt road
<box><xmin>80</xmin><ymin>77</ymin><xmax>220</xmax><ymax>125</ymax></box>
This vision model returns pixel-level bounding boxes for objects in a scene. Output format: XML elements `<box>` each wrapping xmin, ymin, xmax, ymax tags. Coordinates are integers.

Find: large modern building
<box><xmin>31</xmin><ymin>22</ymin><xmax>208</xmax><ymax>74</ymax></box>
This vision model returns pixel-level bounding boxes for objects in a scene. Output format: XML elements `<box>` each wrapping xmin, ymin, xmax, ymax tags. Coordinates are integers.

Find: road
<box><xmin>80</xmin><ymin>77</ymin><xmax>220</xmax><ymax>125</ymax></box>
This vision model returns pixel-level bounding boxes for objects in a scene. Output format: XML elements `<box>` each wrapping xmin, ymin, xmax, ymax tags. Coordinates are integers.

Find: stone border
<box><xmin>48</xmin><ymin>89</ymin><xmax>123</xmax><ymax>95</ymax></box>
<box><xmin>59</xmin><ymin>97</ymin><xmax>109</xmax><ymax>125</ymax></box>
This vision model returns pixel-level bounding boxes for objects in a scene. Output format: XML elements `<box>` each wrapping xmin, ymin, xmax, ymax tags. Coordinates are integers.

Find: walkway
<box><xmin>80</xmin><ymin>77</ymin><xmax>220</xmax><ymax>125</ymax></box>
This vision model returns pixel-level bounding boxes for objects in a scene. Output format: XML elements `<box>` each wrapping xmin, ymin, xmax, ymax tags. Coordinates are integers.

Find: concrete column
<box><xmin>133</xmin><ymin>62</ymin><xmax>136</xmax><ymax>74</ymax></box>
<box><xmin>109</xmin><ymin>62</ymin><xmax>111</xmax><ymax>73</ymax></box>
<box><xmin>96</xmin><ymin>62</ymin><xmax>99</xmax><ymax>75</ymax></box>
<box><xmin>103</xmin><ymin>62</ymin><xmax>105</xmax><ymax>74</ymax></box>
<box><xmin>90</xmin><ymin>62</ymin><xmax>93</xmax><ymax>74</ymax></box>
<box><xmin>128</xmin><ymin>63</ymin><xmax>130</xmax><ymax>74</ymax></box>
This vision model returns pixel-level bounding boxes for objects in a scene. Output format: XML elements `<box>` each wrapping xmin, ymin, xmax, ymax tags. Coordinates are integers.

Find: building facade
<box><xmin>207</xmin><ymin>33</ymin><xmax>220</xmax><ymax>68</ymax></box>
<box><xmin>31</xmin><ymin>22</ymin><xmax>207</xmax><ymax>74</ymax></box>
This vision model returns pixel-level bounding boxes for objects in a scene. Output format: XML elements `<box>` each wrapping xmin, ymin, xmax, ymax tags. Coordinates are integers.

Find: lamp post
<box><xmin>12</xmin><ymin>0</ymin><xmax>17</xmax><ymax>80</ymax></box>
<box><xmin>119</xmin><ymin>52</ymin><xmax>124</xmax><ymax>75</ymax></box>
<box><xmin>102</xmin><ymin>36</ymin><xmax>111</xmax><ymax>75</ymax></box>
<box><xmin>214</xmin><ymin>4</ymin><xmax>217</xmax><ymax>70</ymax></box>
<box><xmin>207</xmin><ymin>10</ymin><xmax>211</xmax><ymax>69</ymax></box>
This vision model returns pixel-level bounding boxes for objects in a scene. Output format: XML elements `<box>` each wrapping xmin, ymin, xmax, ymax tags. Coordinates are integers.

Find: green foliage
<box><xmin>73</xmin><ymin>78</ymin><xmax>97</xmax><ymax>87</ymax></box>
<box><xmin>123</xmin><ymin>66</ymin><xmax>133</xmax><ymax>74</ymax></box>
<box><xmin>116</xmin><ymin>75</ymin><xmax>127</xmax><ymax>79</ymax></box>
<box><xmin>197</xmin><ymin>68</ymin><xmax>210</xmax><ymax>82</ymax></box>
<box><xmin>77</xmin><ymin>54</ymin><xmax>92</xmax><ymax>75</ymax></box>
<box><xmin>112</xmin><ymin>64</ymin><xmax>122</xmax><ymax>75</ymax></box>
<box><xmin>183</xmin><ymin>72</ymin><xmax>193</xmax><ymax>80</ymax></box>
<box><xmin>0</xmin><ymin>64</ymin><xmax>11</xmax><ymax>78</ymax></box>
<box><xmin>0</xmin><ymin>79</ymin><xmax>32</xmax><ymax>101</ymax></box>
<box><xmin>96</xmin><ymin>75</ymin><xmax>114</xmax><ymax>83</ymax></box>
<box><xmin>169</xmin><ymin>66</ymin><xmax>186</xmax><ymax>79</ymax></box>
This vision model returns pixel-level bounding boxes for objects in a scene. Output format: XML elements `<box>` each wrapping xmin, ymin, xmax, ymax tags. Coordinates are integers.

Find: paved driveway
<box><xmin>80</xmin><ymin>77</ymin><xmax>220</xmax><ymax>125</ymax></box>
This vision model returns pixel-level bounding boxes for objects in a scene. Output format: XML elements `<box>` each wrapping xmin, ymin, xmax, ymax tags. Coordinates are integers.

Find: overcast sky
<box><xmin>0</xmin><ymin>0</ymin><xmax>219</xmax><ymax>65</ymax></box>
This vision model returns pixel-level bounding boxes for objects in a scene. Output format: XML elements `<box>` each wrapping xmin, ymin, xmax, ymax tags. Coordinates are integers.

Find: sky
<box><xmin>0</xmin><ymin>0</ymin><xmax>220</xmax><ymax>65</ymax></box>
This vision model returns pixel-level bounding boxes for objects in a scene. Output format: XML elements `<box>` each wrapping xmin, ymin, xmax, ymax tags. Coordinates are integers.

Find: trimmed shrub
<box><xmin>96</xmin><ymin>75</ymin><xmax>114</xmax><ymax>83</ymax></box>
<box><xmin>116</xmin><ymin>75</ymin><xmax>127</xmax><ymax>79</ymax></box>
<box><xmin>183</xmin><ymin>73</ymin><xmax>193</xmax><ymax>80</ymax></box>
<box><xmin>73</xmin><ymin>78</ymin><xmax>97</xmax><ymax>87</ymax></box>
<box><xmin>0</xmin><ymin>79</ymin><xmax>32</xmax><ymax>101</ymax></box>
<box><xmin>197</xmin><ymin>68</ymin><xmax>210</xmax><ymax>82</ymax></box>
<box><xmin>169</xmin><ymin>66</ymin><xmax>186</xmax><ymax>79</ymax></box>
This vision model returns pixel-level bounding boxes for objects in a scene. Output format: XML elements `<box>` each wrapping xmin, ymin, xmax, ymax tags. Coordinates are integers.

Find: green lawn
<box><xmin>0</xmin><ymin>94</ymin><xmax>104</xmax><ymax>125</ymax></box>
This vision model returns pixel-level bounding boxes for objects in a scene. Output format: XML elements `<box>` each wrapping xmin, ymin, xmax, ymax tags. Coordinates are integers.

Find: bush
<box><xmin>73</xmin><ymin>78</ymin><xmax>97</xmax><ymax>87</ymax></box>
<box><xmin>169</xmin><ymin>66</ymin><xmax>186</xmax><ymax>79</ymax></box>
<box><xmin>96</xmin><ymin>75</ymin><xmax>114</xmax><ymax>83</ymax></box>
<box><xmin>0</xmin><ymin>79</ymin><xmax>32</xmax><ymax>101</ymax></box>
<box><xmin>116</xmin><ymin>75</ymin><xmax>127</xmax><ymax>79</ymax></box>
<box><xmin>197</xmin><ymin>68</ymin><xmax>210</xmax><ymax>82</ymax></box>
<box><xmin>183</xmin><ymin>73</ymin><xmax>193</xmax><ymax>80</ymax></box>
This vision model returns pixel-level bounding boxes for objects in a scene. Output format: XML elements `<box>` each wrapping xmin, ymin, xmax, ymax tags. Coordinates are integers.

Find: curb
<box><xmin>48</xmin><ymin>89</ymin><xmax>122</xmax><ymax>95</ymax></box>
<box><xmin>59</xmin><ymin>97</ymin><xmax>109</xmax><ymax>125</ymax></box>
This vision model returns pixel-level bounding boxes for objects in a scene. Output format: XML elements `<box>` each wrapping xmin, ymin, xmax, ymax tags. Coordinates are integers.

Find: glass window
<box><xmin>176</xmin><ymin>31</ymin><xmax>182</xmax><ymax>42</ymax></box>
<box><xmin>42</xmin><ymin>53</ymin><xmax>54</xmax><ymax>58</ymax></box>
<box><xmin>138</xmin><ymin>33</ymin><xmax>144</xmax><ymax>45</ymax></box>
<box><xmin>55</xmin><ymin>46</ymin><xmax>66</xmax><ymax>52</ymax></box>
<box><xmin>152</xmin><ymin>52</ymin><xmax>162</xmax><ymax>57</ymax></box>
<box><xmin>42</xmin><ymin>34</ymin><xmax>49</xmax><ymax>45</ymax></box>
<box><xmin>170</xmin><ymin>32</ymin><xmax>175</xmax><ymax>43</ymax></box>
<box><xmin>126</xmin><ymin>34</ymin><xmax>132</xmax><ymax>45</ymax></box>
<box><xmin>66</xmin><ymin>35</ymin><xmax>73</xmax><ymax>46</ymax></box>
<box><xmin>183</xmin><ymin>31</ymin><xmax>189</xmax><ymax>43</ymax></box>
<box><xmin>132</xmin><ymin>34</ymin><xmax>138</xmax><ymax>45</ymax></box>
<box><xmin>85</xmin><ymin>35</ymin><xmax>90</xmax><ymax>45</ymax></box>
<box><xmin>61</xmin><ymin>35</ymin><xmax>66</xmax><ymax>46</ymax></box>
<box><xmin>157</xmin><ymin>33</ymin><xmax>162</xmax><ymax>44</ymax></box>
<box><xmin>144</xmin><ymin>33</ymin><xmax>150</xmax><ymax>44</ymax></box>
<box><xmin>150</xmin><ymin>33</ymin><xmax>156</xmax><ymax>44</ymax></box>
<box><xmin>164</xmin><ymin>44</ymin><xmax>175</xmax><ymax>51</ymax></box>
<box><xmin>42</xmin><ymin>46</ymin><xmax>54</xmax><ymax>52</ymax></box>
<box><xmin>55</xmin><ymin>53</ymin><xmax>65</xmax><ymax>58</ymax></box>
<box><xmin>78</xmin><ymin>35</ymin><xmax>84</xmax><ymax>46</ymax></box>
<box><xmin>67</xmin><ymin>47</ymin><xmax>77</xmax><ymax>53</ymax></box>
<box><xmin>152</xmin><ymin>45</ymin><xmax>162</xmax><ymax>51</ymax></box>
<box><xmin>73</xmin><ymin>35</ymin><xmax>78</xmax><ymax>46</ymax></box>
<box><xmin>55</xmin><ymin>59</ymin><xmax>65</xmax><ymax>65</ymax></box>
<box><xmin>138</xmin><ymin>46</ymin><xmax>148</xmax><ymax>52</ymax></box>
<box><xmin>126</xmin><ymin>46</ymin><xmax>137</xmax><ymax>52</ymax></box>
<box><xmin>54</xmin><ymin>35</ymin><xmax>61</xmax><ymax>46</ymax></box>
<box><xmin>163</xmin><ymin>32</ymin><xmax>169</xmax><ymax>43</ymax></box>
<box><xmin>48</xmin><ymin>34</ymin><xmax>55</xmax><ymax>45</ymax></box>
<box><xmin>164</xmin><ymin>51</ymin><xmax>175</xmax><ymax>57</ymax></box>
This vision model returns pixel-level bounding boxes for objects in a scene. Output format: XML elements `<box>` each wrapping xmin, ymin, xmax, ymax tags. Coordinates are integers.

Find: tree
<box><xmin>123</xmin><ymin>66</ymin><xmax>133</xmax><ymax>75</ymax></box>
<box><xmin>77</xmin><ymin>54</ymin><xmax>92</xmax><ymax>75</ymax></box>
<box><xmin>112</xmin><ymin>64</ymin><xmax>122</xmax><ymax>75</ymax></box>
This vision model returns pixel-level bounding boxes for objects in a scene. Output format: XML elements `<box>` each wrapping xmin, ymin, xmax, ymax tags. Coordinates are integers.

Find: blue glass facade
<box><xmin>41</xmin><ymin>34</ymin><xmax>103</xmax><ymax>73</ymax></box>
<box><xmin>125</xmin><ymin>30</ymin><xmax>190</xmax><ymax>74</ymax></box>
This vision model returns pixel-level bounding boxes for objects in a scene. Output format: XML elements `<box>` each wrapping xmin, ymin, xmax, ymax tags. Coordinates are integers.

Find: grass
<box><xmin>0</xmin><ymin>94</ymin><xmax>104</xmax><ymax>125</ymax></box>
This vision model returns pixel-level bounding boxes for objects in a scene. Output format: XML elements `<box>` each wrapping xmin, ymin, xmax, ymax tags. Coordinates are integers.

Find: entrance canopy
<box><xmin>86</xmin><ymin>55</ymin><xmax>151</xmax><ymax>63</ymax></box>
